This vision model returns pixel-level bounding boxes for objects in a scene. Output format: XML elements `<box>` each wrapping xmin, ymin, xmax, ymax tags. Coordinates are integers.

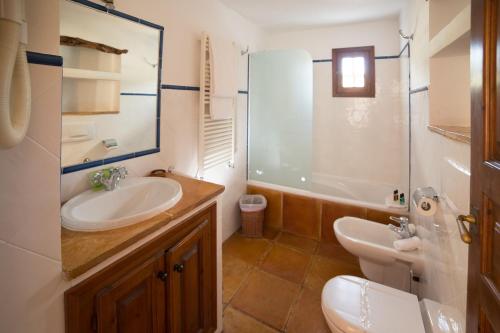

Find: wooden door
<box><xmin>95</xmin><ymin>254</ymin><xmax>166</xmax><ymax>333</ymax></box>
<box><xmin>166</xmin><ymin>219</ymin><xmax>212</xmax><ymax>333</ymax></box>
<box><xmin>469</xmin><ymin>0</ymin><xmax>500</xmax><ymax>331</ymax></box>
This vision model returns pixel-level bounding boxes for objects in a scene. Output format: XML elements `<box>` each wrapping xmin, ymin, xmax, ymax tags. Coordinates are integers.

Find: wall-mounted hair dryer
<box><xmin>0</xmin><ymin>0</ymin><xmax>31</xmax><ymax>149</ymax></box>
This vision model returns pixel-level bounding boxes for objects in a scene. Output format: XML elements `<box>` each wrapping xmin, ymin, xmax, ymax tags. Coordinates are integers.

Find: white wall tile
<box><xmin>0</xmin><ymin>241</ymin><xmax>66</xmax><ymax>333</ymax></box>
<box><xmin>263</xmin><ymin>19</ymin><xmax>408</xmax><ymax>198</ymax></box>
<box><xmin>312</xmin><ymin>60</ymin><xmax>406</xmax><ymax>189</ymax></box>
<box><xmin>0</xmin><ymin>136</ymin><xmax>61</xmax><ymax>260</ymax></box>
<box><xmin>403</xmin><ymin>0</ymin><xmax>470</xmax><ymax>318</ymax></box>
<box><xmin>27</xmin><ymin>65</ymin><xmax>62</xmax><ymax>158</ymax></box>
<box><xmin>26</xmin><ymin>0</ymin><xmax>60</xmax><ymax>55</ymax></box>
<box><xmin>162</xmin><ymin>90</ymin><xmax>199</xmax><ymax>176</ymax></box>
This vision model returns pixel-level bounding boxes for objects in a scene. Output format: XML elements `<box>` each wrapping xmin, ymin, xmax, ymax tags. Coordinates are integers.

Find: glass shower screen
<box><xmin>248</xmin><ymin>50</ymin><xmax>313</xmax><ymax>190</ymax></box>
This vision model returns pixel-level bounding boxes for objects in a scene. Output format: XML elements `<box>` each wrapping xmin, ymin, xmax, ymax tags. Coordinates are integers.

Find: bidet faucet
<box><xmin>388</xmin><ymin>216</ymin><xmax>414</xmax><ymax>239</ymax></box>
<box><xmin>91</xmin><ymin>166</ymin><xmax>128</xmax><ymax>191</ymax></box>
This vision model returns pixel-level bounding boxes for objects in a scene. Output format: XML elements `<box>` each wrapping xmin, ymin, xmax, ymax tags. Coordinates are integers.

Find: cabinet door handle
<box><xmin>157</xmin><ymin>271</ymin><xmax>168</xmax><ymax>281</ymax></box>
<box><xmin>173</xmin><ymin>264</ymin><xmax>184</xmax><ymax>273</ymax></box>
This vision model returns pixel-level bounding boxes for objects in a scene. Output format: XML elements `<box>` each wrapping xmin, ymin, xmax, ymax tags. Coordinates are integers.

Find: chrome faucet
<box><xmin>388</xmin><ymin>216</ymin><xmax>414</xmax><ymax>239</ymax></box>
<box><xmin>90</xmin><ymin>166</ymin><xmax>128</xmax><ymax>191</ymax></box>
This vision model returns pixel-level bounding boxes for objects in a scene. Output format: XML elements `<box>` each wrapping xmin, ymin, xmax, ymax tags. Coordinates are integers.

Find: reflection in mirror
<box><xmin>59</xmin><ymin>0</ymin><xmax>162</xmax><ymax>170</ymax></box>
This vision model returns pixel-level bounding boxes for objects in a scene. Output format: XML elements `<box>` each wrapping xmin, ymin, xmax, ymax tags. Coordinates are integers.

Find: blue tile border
<box><xmin>103</xmin><ymin>153</ymin><xmax>135</xmax><ymax>165</ymax></box>
<box><xmin>161</xmin><ymin>85</ymin><xmax>248</xmax><ymax>95</ymax></box>
<box><xmin>26</xmin><ymin>51</ymin><xmax>63</xmax><ymax>67</ymax></box>
<box><xmin>409</xmin><ymin>86</ymin><xmax>429</xmax><ymax>94</ymax></box>
<box><xmin>156</xmin><ymin>30</ymin><xmax>164</xmax><ymax>120</ymax></box>
<box><xmin>61</xmin><ymin>159</ymin><xmax>104</xmax><ymax>174</ymax></box>
<box><xmin>61</xmin><ymin>148</ymin><xmax>161</xmax><ymax>174</ymax></box>
<box><xmin>313</xmin><ymin>44</ymin><xmax>410</xmax><ymax>63</ymax></box>
<box><xmin>69</xmin><ymin>0</ymin><xmax>164</xmax><ymax>31</ymax></box>
<box><xmin>375</xmin><ymin>55</ymin><xmax>399</xmax><ymax>60</ymax></box>
<box><xmin>62</xmin><ymin>0</ymin><xmax>164</xmax><ymax>174</ymax></box>
<box><xmin>161</xmin><ymin>84</ymin><xmax>200</xmax><ymax>91</ymax></box>
<box><xmin>136</xmin><ymin>147</ymin><xmax>160</xmax><ymax>157</ymax></box>
<box><xmin>71</xmin><ymin>0</ymin><xmax>107</xmax><ymax>11</ymax></box>
<box><xmin>120</xmin><ymin>92</ymin><xmax>158</xmax><ymax>96</ymax></box>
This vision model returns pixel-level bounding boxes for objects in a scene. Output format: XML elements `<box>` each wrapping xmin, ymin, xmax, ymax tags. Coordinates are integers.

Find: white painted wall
<box><xmin>0</xmin><ymin>0</ymin><xmax>262</xmax><ymax>332</ymax></box>
<box><xmin>400</xmin><ymin>0</ymin><xmax>470</xmax><ymax>319</ymax></box>
<box><xmin>262</xmin><ymin>19</ymin><xmax>409</xmax><ymax>197</ymax></box>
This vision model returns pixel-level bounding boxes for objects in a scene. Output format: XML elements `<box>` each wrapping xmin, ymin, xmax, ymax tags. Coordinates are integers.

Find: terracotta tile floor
<box><xmin>222</xmin><ymin>230</ymin><xmax>364</xmax><ymax>332</ymax></box>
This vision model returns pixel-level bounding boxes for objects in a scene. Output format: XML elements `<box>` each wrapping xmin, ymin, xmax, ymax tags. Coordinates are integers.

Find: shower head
<box><xmin>399</xmin><ymin>29</ymin><xmax>414</xmax><ymax>40</ymax></box>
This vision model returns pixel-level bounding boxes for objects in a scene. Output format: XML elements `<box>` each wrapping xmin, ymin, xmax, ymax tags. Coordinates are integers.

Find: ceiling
<box><xmin>220</xmin><ymin>0</ymin><xmax>405</xmax><ymax>31</ymax></box>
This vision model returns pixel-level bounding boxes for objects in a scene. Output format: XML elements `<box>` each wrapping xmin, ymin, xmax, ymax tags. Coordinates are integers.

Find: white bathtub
<box><xmin>248</xmin><ymin>173</ymin><xmax>408</xmax><ymax>213</ymax></box>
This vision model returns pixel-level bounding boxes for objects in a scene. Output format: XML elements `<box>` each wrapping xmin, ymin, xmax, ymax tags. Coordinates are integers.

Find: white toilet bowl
<box><xmin>321</xmin><ymin>275</ymin><xmax>465</xmax><ymax>333</ymax></box>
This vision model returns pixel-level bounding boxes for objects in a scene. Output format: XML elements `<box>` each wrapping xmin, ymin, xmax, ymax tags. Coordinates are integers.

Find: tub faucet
<box><xmin>388</xmin><ymin>216</ymin><xmax>414</xmax><ymax>239</ymax></box>
<box><xmin>91</xmin><ymin>166</ymin><xmax>127</xmax><ymax>191</ymax></box>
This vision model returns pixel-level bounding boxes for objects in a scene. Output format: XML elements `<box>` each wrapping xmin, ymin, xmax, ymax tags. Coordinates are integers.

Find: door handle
<box><xmin>456</xmin><ymin>214</ymin><xmax>476</xmax><ymax>244</ymax></box>
<box><xmin>173</xmin><ymin>264</ymin><xmax>184</xmax><ymax>273</ymax></box>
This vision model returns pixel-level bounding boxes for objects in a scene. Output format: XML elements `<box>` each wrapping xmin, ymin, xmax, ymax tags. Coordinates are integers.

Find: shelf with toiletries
<box><xmin>428</xmin><ymin>0</ymin><xmax>471</xmax><ymax>143</ymax></box>
<box><xmin>384</xmin><ymin>190</ymin><xmax>408</xmax><ymax>210</ymax></box>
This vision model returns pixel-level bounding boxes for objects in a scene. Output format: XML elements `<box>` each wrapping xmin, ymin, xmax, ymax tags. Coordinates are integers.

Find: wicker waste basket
<box><xmin>239</xmin><ymin>194</ymin><xmax>267</xmax><ymax>237</ymax></box>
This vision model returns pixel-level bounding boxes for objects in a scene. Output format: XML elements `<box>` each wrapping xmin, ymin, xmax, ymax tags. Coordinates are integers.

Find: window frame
<box><xmin>332</xmin><ymin>46</ymin><xmax>375</xmax><ymax>98</ymax></box>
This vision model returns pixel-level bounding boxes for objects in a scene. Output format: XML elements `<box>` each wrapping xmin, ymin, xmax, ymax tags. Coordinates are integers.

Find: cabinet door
<box><xmin>95</xmin><ymin>254</ymin><xmax>166</xmax><ymax>333</ymax></box>
<box><xmin>166</xmin><ymin>219</ymin><xmax>213</xmax><ymax>333</ymax></box>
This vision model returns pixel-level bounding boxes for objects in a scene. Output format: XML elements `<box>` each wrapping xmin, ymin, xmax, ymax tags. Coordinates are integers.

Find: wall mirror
<box><xmin>59</xmin><ymin>0</ymin><xmax>163</xmax><ymax>173</ymax></box>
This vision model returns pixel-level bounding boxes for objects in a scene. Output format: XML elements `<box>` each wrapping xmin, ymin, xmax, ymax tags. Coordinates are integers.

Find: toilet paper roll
<box><xmin>413</xmin><ymin>187</ymin><xmax>438</xmax><ymax>217</ymax></box>
<box><xmin>413</xmin><ymin>196</ymin><xmax>437</xmax><ymax>216</ymax></box>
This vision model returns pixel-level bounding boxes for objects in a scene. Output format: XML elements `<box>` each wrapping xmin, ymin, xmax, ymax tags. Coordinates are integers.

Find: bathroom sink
<box><xmin>62</xmin><ymin>177</ymin><xmax>182</xmax><ymax>232</ymax></box>
<box><xmin>334</xmin><ymin>216</ymin><xmax>424</xmax><ymax>290</ymax></box>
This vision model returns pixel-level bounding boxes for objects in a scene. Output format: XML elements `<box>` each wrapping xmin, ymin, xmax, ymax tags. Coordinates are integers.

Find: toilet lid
<box><xmin>321</xmin><ymin>275</ymin><xmax>425</xmax><ymax>333</ymax></box>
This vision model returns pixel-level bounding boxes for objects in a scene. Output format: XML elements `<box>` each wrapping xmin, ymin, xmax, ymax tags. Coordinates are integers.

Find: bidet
<box><xmin>387</xmin><ymin>216</ymin><xmax>415</xmax><ymax>239</ymax></box>
<box><xmin>334</xmin><ymin>216</ymin><xmax>424</xmax><ymax>291</ymax></box>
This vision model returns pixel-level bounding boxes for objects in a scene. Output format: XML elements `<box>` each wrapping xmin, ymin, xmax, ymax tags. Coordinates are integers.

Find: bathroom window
<box><xmin>332</xmin><ymin>46</ymin><xmax>375</xmax><ymax>97</ymax></box>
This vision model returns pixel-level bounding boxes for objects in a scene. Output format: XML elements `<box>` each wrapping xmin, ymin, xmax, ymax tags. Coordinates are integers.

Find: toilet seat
<box><xmin>321</xmin><ymin>275</ymin><xmax>425</xmax><ymax>333</ymax></box>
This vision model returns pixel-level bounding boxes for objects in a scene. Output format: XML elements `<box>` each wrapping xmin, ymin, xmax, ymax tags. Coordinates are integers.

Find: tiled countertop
<box><xmin>61</xmin><ymin>173</ymin><xmax>224</xmax><ymax>279</ymax></box>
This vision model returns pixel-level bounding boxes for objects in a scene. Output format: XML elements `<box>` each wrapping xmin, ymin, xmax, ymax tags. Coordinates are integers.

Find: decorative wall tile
<box><xmin>321</xmin><ymin>201</ymin><xmax>366</xmax><ymax>242</ymax></box>
<box><xmin>283</xmin><ymin>193</ymin><xmax>321</xmax><ymax>240</ymax></box>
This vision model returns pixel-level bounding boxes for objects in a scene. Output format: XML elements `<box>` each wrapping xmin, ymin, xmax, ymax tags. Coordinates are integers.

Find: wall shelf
<box><xmin>427</xmin><ymin>125</ymin><xmax>471</xmax><ymax>144</ymax></box>
<box><xmin>428</xmin><ymin>0</ymin><xmax>471</xmax><ymax>133</ymax></box>
<box><xmin>430</xmin><ymin>4</ymin><xmax>471</xmax><ymax>58</ymax></box>
<box><xmin>63</xmin><ymin>67</ymin><xmax>121</xmax><ymax>81</ymax></box>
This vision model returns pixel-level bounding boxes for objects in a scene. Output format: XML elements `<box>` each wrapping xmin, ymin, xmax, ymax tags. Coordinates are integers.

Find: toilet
<box><xmin>321</xmin><ymin>275</ymin><xmax>465</xmax><ymax>333</ymax></box>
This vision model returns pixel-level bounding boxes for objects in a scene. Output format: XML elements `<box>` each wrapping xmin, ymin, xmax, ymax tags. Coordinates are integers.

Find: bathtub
<box><xmin>248</xmin><ymin>173</ymin><xmax>408</xmax><ymax>214</ymax></box>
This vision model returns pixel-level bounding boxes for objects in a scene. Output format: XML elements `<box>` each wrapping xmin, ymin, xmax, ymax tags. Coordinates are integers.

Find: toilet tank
<box><xmin>419</xmin><ymin>299</ymin><xmax>465</xmax><ymax>333</ymax></box>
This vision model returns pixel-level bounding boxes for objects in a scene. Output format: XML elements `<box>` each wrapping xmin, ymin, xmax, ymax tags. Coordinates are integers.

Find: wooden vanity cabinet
<box><xmin>65</xmin><ymin>205</ymin><xmax>217</xmax><ymax>333</ymax></box>
<box><xmin>95</xmin><ymin>254</ymin><xmax>166</xmax><ymax>333</ymax></box>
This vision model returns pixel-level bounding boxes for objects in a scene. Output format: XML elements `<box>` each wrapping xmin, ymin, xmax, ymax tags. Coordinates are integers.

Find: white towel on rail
<box><xmin>210</xmin><ymin>36</ymin><xmax>237</xmax><ymax>120</ymax></box>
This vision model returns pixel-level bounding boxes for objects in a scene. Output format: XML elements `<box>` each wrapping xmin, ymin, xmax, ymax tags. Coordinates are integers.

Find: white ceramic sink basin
<box><xmin>334</xmin><ymin>216</ymin><xmax>424</xmax><ymax>290</ymax></box>
<box><xmin>62</xmin><ymin>177</ymin><xmax>182</xmax><ymax>232</ymax></box>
